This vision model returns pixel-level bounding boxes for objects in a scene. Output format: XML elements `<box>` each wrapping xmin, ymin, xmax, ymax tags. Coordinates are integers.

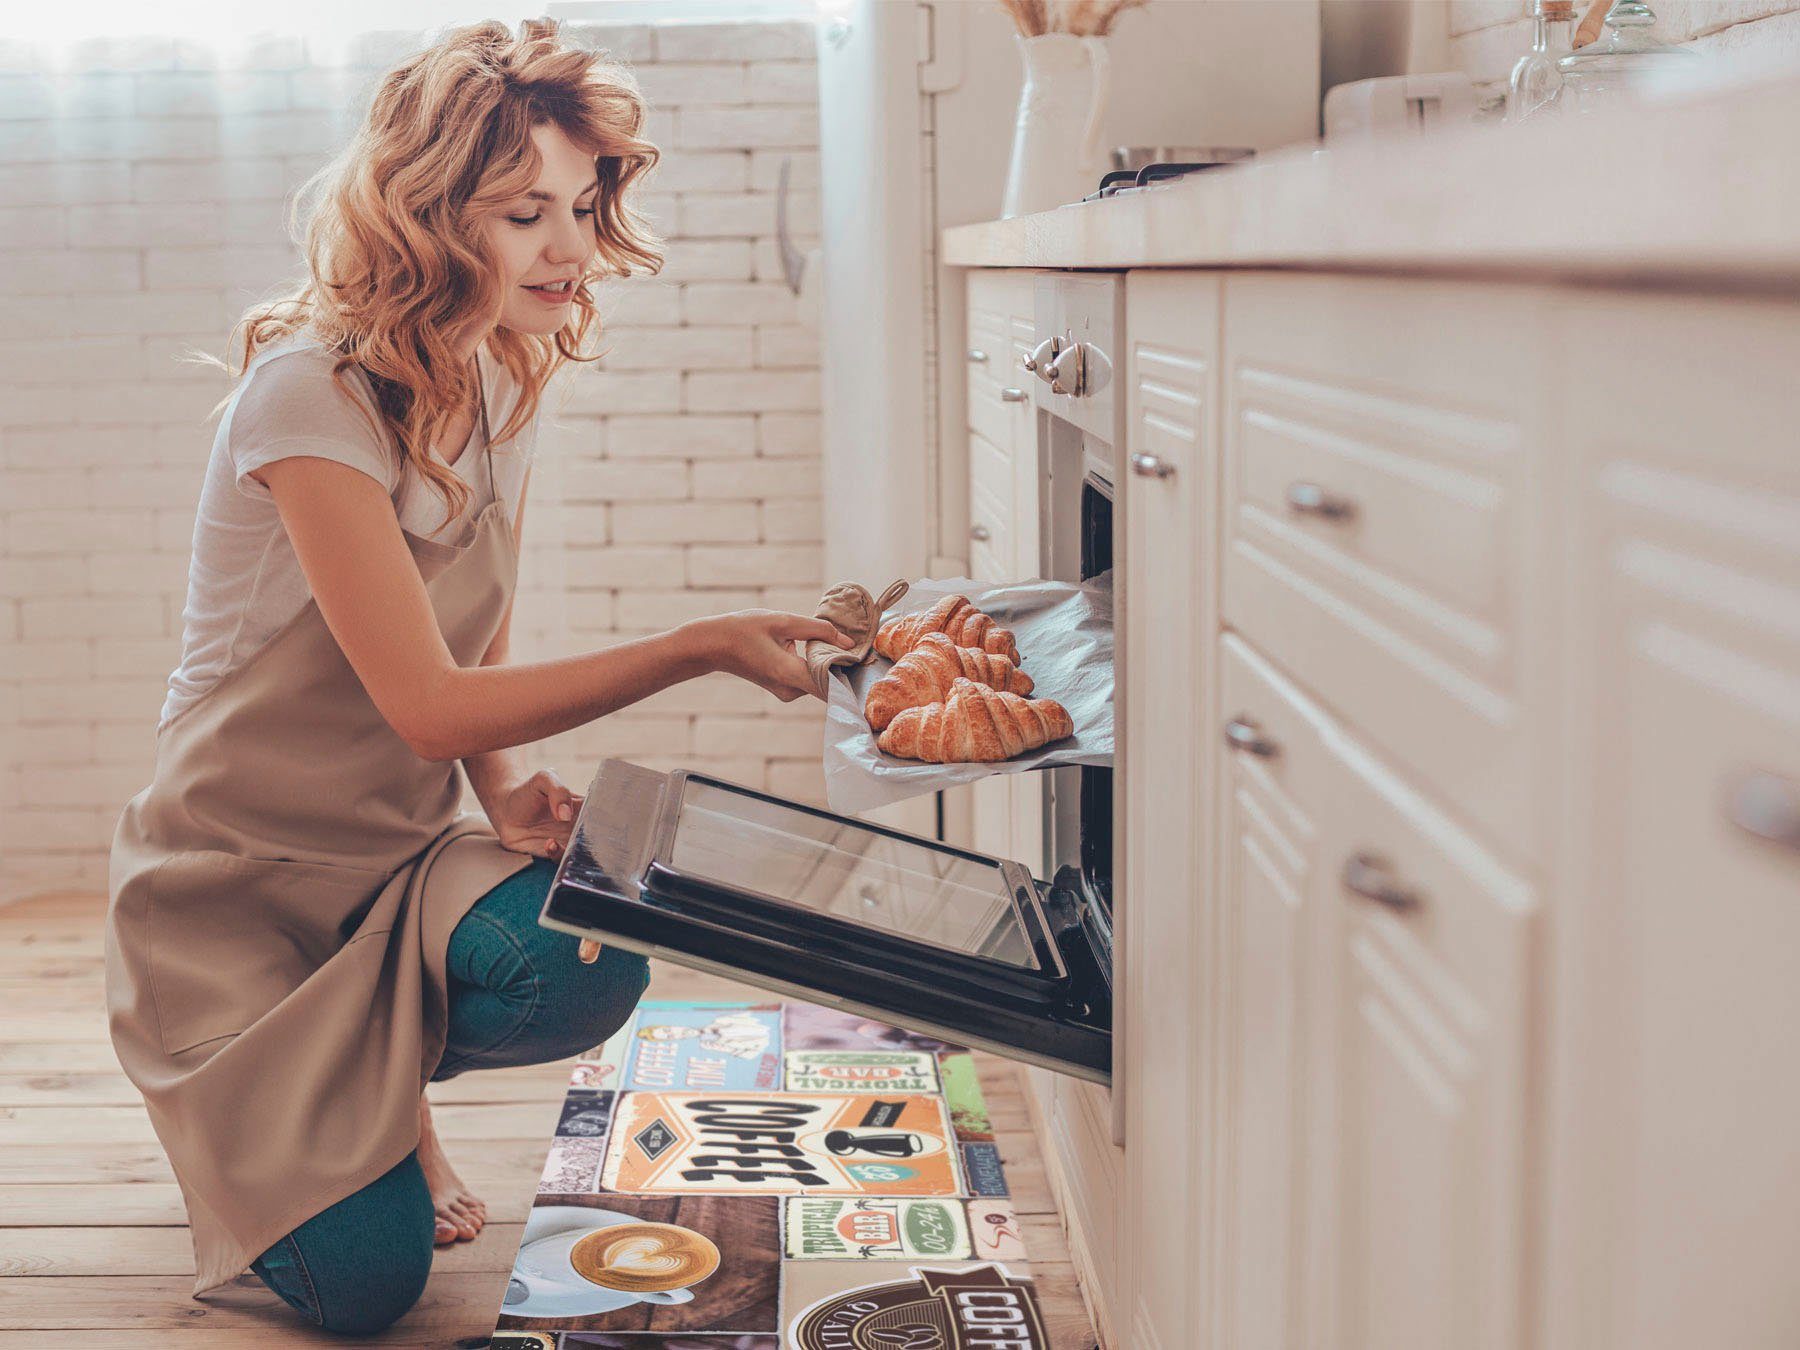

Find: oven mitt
<box><xmin>801</xmin><ymin>577</ymin><xmax>910</xmax><ymax>700</ymax></box>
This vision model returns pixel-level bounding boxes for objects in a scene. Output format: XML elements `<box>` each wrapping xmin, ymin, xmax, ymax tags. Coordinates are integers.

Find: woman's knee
<box><xmin>316</xmin><ymin>1244</ymin><xmax>431</xmax><ymax>1337</ymax></box>
<box><xmin>536</xmin><ymin>942</ymin><xmax>651</xmax><ymax>1057</ymax></box>
<box><xmin>446</xmin><ymin>859</ymin><xmax>650</xmax><ymax>1063</ymax></box>
<box><xmin>253</xmin><ymin>1152</ymin><xmax>435</xmax><ymax>1336</ymax></box>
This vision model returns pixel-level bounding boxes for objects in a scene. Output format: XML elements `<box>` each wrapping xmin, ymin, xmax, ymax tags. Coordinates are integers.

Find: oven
<box><xmin>536</xmin><ymin>275</ymin><xmax>1123</xmax><ymax>1089</ymax></box>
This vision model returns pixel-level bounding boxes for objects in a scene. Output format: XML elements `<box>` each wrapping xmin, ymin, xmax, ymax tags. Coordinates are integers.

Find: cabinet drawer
<box><xmin>968</xmin><ymin>374</ymin><xmax>1024</xmax><ymax>454</ymax></box>
<box><xmin>1220</xmin><ymin>273</ymin><xmax>1549</xmax><ymax>860</ymax></box>
<box><xmin>1219</xmin><ymin>632</ymin><xmax>1535</xmax><ymax>1350</ymax></box>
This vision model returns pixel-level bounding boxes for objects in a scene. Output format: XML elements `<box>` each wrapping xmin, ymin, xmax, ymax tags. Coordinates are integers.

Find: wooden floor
<box><xmin>0</xmin><ymin>889</ymin><xmax>1097</xmax><ymax>1348</ymax></box>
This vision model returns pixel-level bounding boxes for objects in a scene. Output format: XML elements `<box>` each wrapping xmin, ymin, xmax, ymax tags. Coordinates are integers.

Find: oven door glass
<box><xmin>539</xmin><ymin>759</ymin><xmax>1111</xmax><ymax>1083</ymax></box>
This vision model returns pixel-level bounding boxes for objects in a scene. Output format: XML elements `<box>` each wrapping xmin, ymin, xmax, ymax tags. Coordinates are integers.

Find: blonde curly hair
<box><xmin>199</xmin><ymin>17</ymin><xmax>663</xmax><ymax>531</ymax></box>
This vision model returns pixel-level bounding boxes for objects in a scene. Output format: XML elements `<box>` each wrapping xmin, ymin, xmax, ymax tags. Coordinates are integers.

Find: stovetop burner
<box><xmin>1076</xmin><ymin>153</ymin><xmax>1254</xmax><ymax>204</ymax></box>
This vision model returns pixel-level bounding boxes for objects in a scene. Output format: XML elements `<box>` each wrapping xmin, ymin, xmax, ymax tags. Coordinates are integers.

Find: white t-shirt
<box><xmin>159</xmin><ymin>334</ymin><xmax>537</xmax><ymax>732</ymax></box>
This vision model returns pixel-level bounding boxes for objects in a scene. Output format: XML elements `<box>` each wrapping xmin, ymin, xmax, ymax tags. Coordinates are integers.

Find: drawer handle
<box><xmin>1000</xmin><ymin>387</ymin><xmax>1028</xmax><ymax>403</ymax></box>
<box><xmin>1130</xmin><ymin>452</ymin><xmax>1176</xmax><ymax>480</ymax></box>
<box><xmin>1286</xmin><ymin>481</ymin><xmax>1357</xmax><ymax>521</ymax></box>
<box><xmin>969</xmin><ymin>524</ymin><xmax>992</xmax><ymax>542</ymax></box>
<box><xmin>1342</xmin><ymin>852</ymin><xmax>1423</xmax><ymax>912</ymax></box>
<box><xmin>967</xmin><ymin>348</ymin><xmax>989</xmax><ymax>364</ymax></box>
<box><xmin>1223</xmin><ymin>716</ymin><xmax>1278</xmax><ymax>757</ymax></box>
<box><xmin>1725</xmin><ymin>770</ymin><xmax>1800</xmax><ymax>854</ymax></box>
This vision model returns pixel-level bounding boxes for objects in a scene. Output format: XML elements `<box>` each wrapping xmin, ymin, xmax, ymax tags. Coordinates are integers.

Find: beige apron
<box><xmin>103</xmin><ymin>346</ymin><xmax>539</xmax><ymax>1297</ymax></box>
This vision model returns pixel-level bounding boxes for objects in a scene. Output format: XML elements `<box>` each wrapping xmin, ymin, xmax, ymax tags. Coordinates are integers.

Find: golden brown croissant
<box><xmin>874</xmin><ymin>595</ymin><xmax>1021</xmax><ymax>665</ymax></box>
<box><xmin>863</xmin><ymin>633</ymin><xmax>1035</xmax><ymax>732</ymax></box>
<box><xmin>877</xmin><ymin>677</ymin><xmax>1073</xmax><ymax>763</ymax></box>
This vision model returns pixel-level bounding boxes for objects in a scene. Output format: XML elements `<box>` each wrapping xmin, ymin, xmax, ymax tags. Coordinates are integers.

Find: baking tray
<box><xmin>822</xmin><ymin>573</ymin><xmax>1114</xmax><ymax>814</ymax></box>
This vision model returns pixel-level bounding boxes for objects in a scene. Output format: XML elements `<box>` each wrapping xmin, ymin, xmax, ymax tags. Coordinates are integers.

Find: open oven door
<box><xmin>538</xmin><ymin>759</ymin><xmax>1112</xmax><ymax>1084</ymax></box>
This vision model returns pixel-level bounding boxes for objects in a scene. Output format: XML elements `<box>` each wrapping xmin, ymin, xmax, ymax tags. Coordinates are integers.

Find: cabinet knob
<box><xmin>967</xmin><ymin>348</ymin><xmax>989</xmax><ymax>364</ymax></box>
<box><xmin>969</xmin><ymin>524</ymin><xmax>992</xmax><ymax>542</ymax></box>
<box><xmin>1131</xmin><ymin>452</ymin><xmax>1176</xmax><ymax>480</ymax></box>
<box><xmin>1024</xmin><ymin>335</ymin><xmax>1061</xmax><ymax>376</ymax></box>
<box><xmin>1286</xmin><ymin>481</ymin><xmax>1357</xmax><ymax>521</ymax></box>
<box><xmin>1047</xmin><ymin>342</ymin><xmax>1088</xmax><ymax>396</ymax></box>
<box><xmin>1725</xmin><ymin>770</ymin><xmax>1800</xmax><ymax>855</ymax></box>
<box><xmin>1000</xmin><ymin>387</ymin><xmax>1029</xmax><ymax>403</ymax></box>
<box><xmin>1223</xmin><ymin>715</ymin><xmax>1279</xmax><ymax>757</ymax></box>
<box><xmin>1342</xmin><ymin>852</ymin><xmax>1423</xmax><ymax>912</ymax></box>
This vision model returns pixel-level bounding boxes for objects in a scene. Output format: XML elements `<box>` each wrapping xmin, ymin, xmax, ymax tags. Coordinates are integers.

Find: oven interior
<box><xmin>1079</xmin><ymin>472</ymin><xmax>1114</xmax><ymax>927</ymax></box>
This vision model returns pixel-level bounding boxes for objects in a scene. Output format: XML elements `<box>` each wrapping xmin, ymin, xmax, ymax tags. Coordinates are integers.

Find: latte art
<box><xmin>569</xmin><ymin>1222</ymin><xmax>720</xmax><ymax>1293</ymax></box>
<box><xmin>601</xmin><ymin>1235</ymin><xmax>686</xmax><ymax>1275</ymax></box>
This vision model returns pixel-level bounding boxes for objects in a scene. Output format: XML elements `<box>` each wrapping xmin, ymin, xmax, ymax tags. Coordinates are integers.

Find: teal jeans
<box><xmin>245</xmin><ymin>857</ymin><xmax>649</xmax><ymax>1335</ymax></box>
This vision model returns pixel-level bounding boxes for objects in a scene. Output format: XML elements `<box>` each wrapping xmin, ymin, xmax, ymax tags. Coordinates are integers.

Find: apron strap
<box><xmin>474</xmin><ymin>350</ymin><xmax>496</xmax><ymax>504</ymax></box>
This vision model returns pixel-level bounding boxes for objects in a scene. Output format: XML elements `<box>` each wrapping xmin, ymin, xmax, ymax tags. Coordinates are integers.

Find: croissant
<box><xmin>874</xmin><ymin>595</ymin><xmax>1021</xmax><ymax>666</ymax></box>
<box><xmin>864</xmin><ymin>633</ymin><xmax>1035</xmax><ymax>732</ymax></box>
<box><xmin>877</xmin><ymin>677</ymin><xmax>1073</xmax><ymax>763</ymax></box>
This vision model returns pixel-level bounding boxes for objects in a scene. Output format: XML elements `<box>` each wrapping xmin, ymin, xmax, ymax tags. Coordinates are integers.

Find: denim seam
<box><xmin>439</xmin><ymin>906</ymin><xmax>542</xmax><ymax>1071</ymax></box>
<box><xmin>285</xmin><ymin>1234</ymin><xmax>325</xmax><ymax>1325</ymax></box>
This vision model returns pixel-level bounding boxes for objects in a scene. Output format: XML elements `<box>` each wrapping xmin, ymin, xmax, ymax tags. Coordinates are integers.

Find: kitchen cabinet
<box><xmin>1128</xmin><ymin>273</ymin><xmax>1540</xmax><ymax>1350</ymax></box>
<box><xmin>1210</xmin><ymin>276</ymin><xmax>1542</xmax><ymax>1350</ymax></box>
<box><xmin>1545</xmin><ymin>293</ymin><xmax>1800</xmax><ymax>1350</ymax></box>
<box><xmin>933</xmin><ymin>242</ymin><xmax>1800</xmax><ymax>1350</ymax></box>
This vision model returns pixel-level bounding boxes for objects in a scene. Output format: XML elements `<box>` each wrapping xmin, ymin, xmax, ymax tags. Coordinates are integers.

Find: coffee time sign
<box><xmin>603</xmin><ymin>1092</ymin><xmax>962</xmax><ymax>1196</ymax></box>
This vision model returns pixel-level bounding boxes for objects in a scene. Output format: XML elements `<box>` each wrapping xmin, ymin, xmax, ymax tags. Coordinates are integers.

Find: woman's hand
<box><xmin>687</xmin><ymin>609</ymin><xmax>854</xmax><ymax>702</ymax></box>
<box><xmin>484</xmin><ymin>768</ymin><xmax>606</xmax><ymax>963</ymax></box>
<box><xmin>485</xmin><ymin>767</ymin><xmax>582</xmax><ymax>860</ymax></box>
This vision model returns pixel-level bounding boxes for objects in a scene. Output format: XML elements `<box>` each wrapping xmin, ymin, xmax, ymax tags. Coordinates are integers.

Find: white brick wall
<box><xmin>1449</xmin><ymin>0</ymin><xmax>1800</xmax><ymax>95</ymax></box>
<box><xmin>0</xmin><ymin>20</ymin><xmax>827</xmax><ymax>900</ymax></box>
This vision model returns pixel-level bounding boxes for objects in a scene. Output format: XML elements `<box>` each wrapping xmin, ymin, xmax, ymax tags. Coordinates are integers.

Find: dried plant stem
<box><xmin>1063</xmin><ymin>0</ymin><xmax>1100</xmax><ymax>36</ymax></box>
<box><xmin>1091</xmin><ymin>0</ymin><xmax>1148</xmax><ymax>35</ymax></box>
<box><xmin>1001</xmin><ymin>0</ymin><xmax>1146</xmax><ymax>38</ymax></box>
<box><xmin>999</xmin><ymin>0</ymin><xmax>1045</xmax><ymax>37</ymax></box>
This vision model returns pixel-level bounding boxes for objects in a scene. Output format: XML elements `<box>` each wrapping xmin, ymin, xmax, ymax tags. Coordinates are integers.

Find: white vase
<box><xmin>1000</xmin><ymin>32</ymin><xmax>1111</xmax><ymax>219</ymax></box>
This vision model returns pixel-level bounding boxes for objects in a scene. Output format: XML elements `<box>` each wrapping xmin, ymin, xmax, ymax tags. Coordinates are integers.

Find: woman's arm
<box><xmin>253</xmin><ymin>454</ymin><xmax>848</xmax><ymax>762</ymax></box>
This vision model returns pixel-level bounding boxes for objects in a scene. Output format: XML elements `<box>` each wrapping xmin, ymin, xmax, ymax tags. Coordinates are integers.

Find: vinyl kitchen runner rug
<box><xmin>488</xmin><ymin>998</ymin><xmax>1053</xmax><ymax>1350</ymax></box>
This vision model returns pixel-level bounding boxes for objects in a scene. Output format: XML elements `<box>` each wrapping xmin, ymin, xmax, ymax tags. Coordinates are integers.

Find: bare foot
<box><xmin>419</xmin><ymin>1094</ymin><xmax>487</xmax><ymax>1245</ymax></box>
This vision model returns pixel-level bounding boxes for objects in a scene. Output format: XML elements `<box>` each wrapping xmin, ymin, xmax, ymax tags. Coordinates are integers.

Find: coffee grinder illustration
<box><xmin>823</xmin><ymin>1129</ymin><xmax>928</xmax><ymax>1158</ymax></box>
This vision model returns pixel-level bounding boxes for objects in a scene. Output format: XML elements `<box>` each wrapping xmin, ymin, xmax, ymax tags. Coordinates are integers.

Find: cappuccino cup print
<box><xmin>824</xmin><ymin>1129</ymin><xmax>927</xmax><ymax>1158</ymax></box>
<box><xmin>513</xmin><ymin>1221</ymin><xmax>720</xmax><ymax>1312</ymax></box>
<box><xmin>568</xmin><ymin>1221</ymin><xmax>721</xmax><ymax>1298</ymax></box>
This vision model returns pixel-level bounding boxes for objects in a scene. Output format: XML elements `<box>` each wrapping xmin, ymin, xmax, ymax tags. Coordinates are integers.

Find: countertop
<box><xmin>941</xmin><ymin>70</ymin><xmax>1800</xmax><ymax>284</ymax></box>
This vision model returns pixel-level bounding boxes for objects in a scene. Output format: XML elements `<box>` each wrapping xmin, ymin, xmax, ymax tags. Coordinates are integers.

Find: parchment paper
<box><xmin>823</xmin><ymin>573</ymin><xmax>1115</xmax><ymax>814</ymax></box>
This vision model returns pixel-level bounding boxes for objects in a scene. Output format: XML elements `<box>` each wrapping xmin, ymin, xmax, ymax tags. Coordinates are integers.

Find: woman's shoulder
<box><xmin>226</xmin><ymin>335</ymin><xmax>398</xmax><ymax>492</ymax></box>
<box><xmin>238</xmin><ymin>335</ymin><xmax>375</xmax><ymax>408</ymax></box>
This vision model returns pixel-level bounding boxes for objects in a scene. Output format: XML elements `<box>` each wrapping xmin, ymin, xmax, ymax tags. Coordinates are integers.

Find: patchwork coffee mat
<box><xmin>487</xmin><ymin>998</ymin><xmax>1051</xmax><ymax>1350</ymax></box>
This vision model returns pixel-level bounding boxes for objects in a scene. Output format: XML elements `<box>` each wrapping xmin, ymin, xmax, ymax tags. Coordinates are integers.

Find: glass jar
<box><xmin>1508</xmin><ymin>0</ymin><xmax>1576</xmax><ymax>123</ymax></box>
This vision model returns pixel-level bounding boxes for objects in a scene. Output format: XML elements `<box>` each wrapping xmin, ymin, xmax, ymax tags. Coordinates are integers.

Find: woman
<box><xmin>102</xmin><ymin>18</ymin><xmax>849</xmax><ymax>1336</ymax></box>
